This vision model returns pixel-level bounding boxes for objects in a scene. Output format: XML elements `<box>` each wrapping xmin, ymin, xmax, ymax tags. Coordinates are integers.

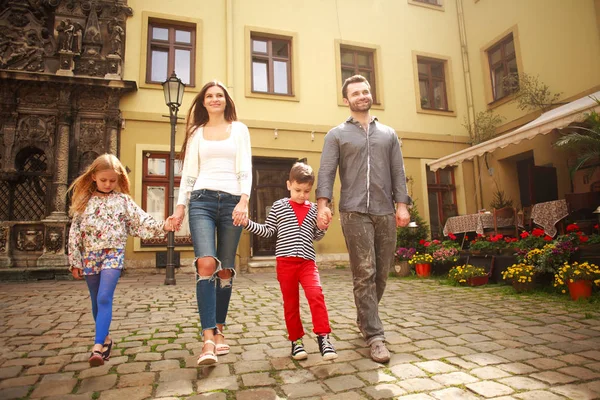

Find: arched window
<box><xmin>9</xmin><ymin>147</ymin><xmax>49</xmax><ymax>221</ymax></box>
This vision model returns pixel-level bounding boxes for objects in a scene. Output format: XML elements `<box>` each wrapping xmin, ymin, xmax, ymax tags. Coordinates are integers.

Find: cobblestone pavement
<box><xmin>1</xmin><ymin>269</ymin><xmax>600</xmax><ymax>400</ymax></box>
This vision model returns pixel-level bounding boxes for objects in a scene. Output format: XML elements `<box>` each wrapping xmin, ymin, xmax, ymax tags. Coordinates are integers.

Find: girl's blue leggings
<box><xmin>84</xmin><ymin>269</ymin><xmax>121</xmax><ymax>345</ymax></box>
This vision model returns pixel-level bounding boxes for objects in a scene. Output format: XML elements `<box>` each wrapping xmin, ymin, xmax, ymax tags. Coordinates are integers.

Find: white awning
<box><xmin>428</xmin><ymin>91</ymin><xmax>600</xmax><ymax>171</ymax></box>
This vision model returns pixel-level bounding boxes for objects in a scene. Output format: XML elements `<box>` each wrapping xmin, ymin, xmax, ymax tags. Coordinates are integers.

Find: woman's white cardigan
<box><xmin>177</xmin><ymin>121</ymin><xmax>252</xmax><ymax>206</ymax></box>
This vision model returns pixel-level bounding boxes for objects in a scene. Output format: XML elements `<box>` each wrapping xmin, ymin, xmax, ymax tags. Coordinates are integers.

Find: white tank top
<box><xmin>193</xmin><ymin>134</ymin><xmax>241</xmax><ymax>195</ymax></box>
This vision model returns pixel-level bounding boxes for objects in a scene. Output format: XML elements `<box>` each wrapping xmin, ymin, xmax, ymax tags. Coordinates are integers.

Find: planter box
<box><xmin>491</xmin><ymin>254</ymin><xmax>518</xmax><ymax>284</ymax></box>
<box><xmin>572</xmin><ymin>244</ymin><xmax>600</xmax><ymax>265</ymax></box>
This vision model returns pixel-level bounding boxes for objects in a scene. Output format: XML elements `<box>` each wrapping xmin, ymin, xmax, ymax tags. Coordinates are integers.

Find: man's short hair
<box><xmin>289</xmin><ymin>162</ymin><xmax>314</xmax><ymax>185</ymax></box>
<box><xmin>342</xmin><ymin>75</ymin><xmax>371</xmax><ymax>99</ymax></box>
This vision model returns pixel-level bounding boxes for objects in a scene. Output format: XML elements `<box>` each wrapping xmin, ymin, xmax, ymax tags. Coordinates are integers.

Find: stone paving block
<box><xmin>149</xmin><ymin>359</ymin><xmax>180</xmax><ymax>371</ymax></box>
<box><xmin>234</xmin><ymin>388</ymin><xmax>284</xmax><ymax>400</ymax></box>
<box><xmin>29</xmin><ymin>378</ymin><xmax>77</xmax><ymax>398</ymax></box>
<box><xmin>78</xmin><ymin>364</ymin><xmax>112</xmax><ymax>379</ymax></box>
<box><xmin>44</xmin><ymin>394</ymin><xmax>92</xmax><ymax>400</ymax></box>
<box><xmin>159</xmin><ymin>368</ymin><xmax>197</xmax><ymax>382</ymax></box>
<box><xmin>558</xmin><ymin>365</ymin><xmax>600</xmax><ymax>380</ymax></box>
<box><xmin>498</xmin><ymin>376</ymin><xmax>548</xmax><ymax>390</ymax></box>
<box><xmin>134</xmin><ymin>352</ymin><xmax>162</xmax><ymax>361</ymax></box>
<box><xmin>116</xmin><ymin>362</ymin><xmax>147</xmax><ymax>374</ymax></box>
<box><xmin>323</xmin><ymin>374</ymin><xmax>364</xmax><ymax>392</ymax></box>
<box><xmin>241</xmin><ymin>350</ymin><xmax>268</xmax><ymax>361</ymax></box>
<box><xmin>2</xmin><ymin>357</ymin><xmax>43</xmax><ymax>367</ymax></box>
<box><xmin>117</xmin><ymin>371</ymin><xmax>156</xmax><ymax>388</ymax></box>
<box><xmin>415</xmin><ymin>360</ymin><xmax>458</xmax><ymax>374</ymax></box>
<box><xmin>397</xmin><ymin>377</ymin><xmax>443</xmax><ymax>393</ymax></box>
<box><xmin>155</xmin><ymin>379</ymin><xmax>194</xmax><ymax>397</ymax></box>
<box><xmin>362</xmin><ymin>383</ymin><xmax>406</xmax><ymax>399</ymax></box>
<box><xmin>321</xmin><ymin>391</ymin><xmax>367</xmax><ymax>400</ymax></box>
<box><xmin>463</xmin><ymin>352</ymin><xmax>509</xmax><ymax>366</ymax></box>
<box><xmin>241</xmin><ymin>372</ymin><xmax>276</xmax><ymax>386</ymax></box>
<box><xmin>524</xmin><ymin>357</ymin><xmax>567</xmax><ymax>370</ymax></box>
<box><xmin>514</xmin><ymin>390</ymin><xmax>568</xmax><ymax>400</ymax></box>
<box><xmin>550</xmin><ymin>383</ymin><xmax>599</xmax><ymax>400</ymax></box>
<box><xmin>431</xmin><ymin>387</ymin><xmax>480</xmax><ymax>400</ymax></box>
<box><xmin>199</xmin><ymin>363</ymin><xmax>232</xmax><ymax>379</ymax></box>
<box><xmin>24</xmin><ymin>363</ymin><xmax>63</xmax><ymax>375</ymax></box>
<box><xmin>389</xmin><ymin>363</ymin><xmax>427</xmax><ymax>379</ymax></box>
<box><xmin>357</xmin><ymin>369</ymin><xmax>396</xmax><ymax>384</ymax></box>
<box><xmin>444</xmin><ymin>356</ymin><xmax>478</xmax><ymax>370</ymax></box>
<box><xmin>163</xmin><ymin>349</ymin><xmax>191</xmax><ymax>359</ymax></box>
<box><xmin>431</xmin><ymin>371</ymin><xmax>479</xmax><ymax>386</ymax></box>
<box><xmin>101</xmin><ymin>386</ymin><xmax>155</xmax><ymax>400</ymax></box>
<box><xmin>388</xmin><ymin>353</ymin><xmax>421</xmax><ymax>365</ymax></box>
<box><xmin>40</xmin><ymin>372</ymin><xmax>75</xmax><ymax>382</ymax></box>
<box><xmin>494</xmin><ymin>348</ymin><xmax>541</xmax><ymax>362</ymax></box>
<box><xmin>495</xmin><ymin>362</ymin><xmax>538</xmax><ymax>375</ymax></box>
<box><xmin>77</xmin><ymin>374</ymin><xmax>118</xmax><ymax>393</ymax></box>
<box><xmin>350</xmin><ymin>358</ymin><xmax>386</xmax><ymax>371</ymax></box>
<box><xmin>579</xmin><ymin>350</ymin><xmax>600</xmax><ymax>361</ymax></box>
<box><xmin>233</xmin><ymin>360</ymin><xmax>271</xmax><ymax>374</ymax></box>
<box><xmin>44</xmin><ymin>355</ymin><xmax>73</xmax><ymax>365</ymax></box>
<box><xmin>309</xmin><ymin>362</ymin><xmax>356</xmax><ymax>379</ymax></box>
<box><xmin>0</xmin><ymin>386</ymin><xmax>30</xmax><ymax>400</ymax></box>
<box><xmin>466</xmin><ymin>380</ymin><xmax>514</xmax><ymax>398</ymax></box>
<box><xmin>279</xmin><ymin>369</ymin><xmax>316</xmax><ymax>384</ymax></box>
<box><xmin>415</xmin><ymin>348</ymin><xmax>456</xmax><ymax>360</ymax></box>
<box><xmin>196</xmin><ymin>376</ymin><xmax>239</xmax><ymax>392</ymax></box>
<box><xmin>467</xmin><ymin>341</ymin><xmax>506</xmax><ymax>353</ymax></box>
<box><xmin>471</xmin><ymin>366</ymin><xmax>512</xmax><ymax>379</ymax></box>
<box><xmin>280</xmin><ymin>382</ymin><xmax>326</xmax><ymax>398</ymax></box>
<box><xmin>0</xmin><ymin>374</ymin><xmax>39</xmax><ymax>389</ymax></box>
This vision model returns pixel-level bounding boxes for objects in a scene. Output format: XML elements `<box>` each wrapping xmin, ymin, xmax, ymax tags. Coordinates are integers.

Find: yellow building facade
<box><xmin>118</xmin><ymin>0</ymin><xmax>600</xmax><ymax>271</ymax></box>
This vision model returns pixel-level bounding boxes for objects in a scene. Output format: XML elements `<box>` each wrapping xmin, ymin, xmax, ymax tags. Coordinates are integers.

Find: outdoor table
<box><xmin>443</xmin><ymin>212</ymin><xmax>515</xmax><ymax>236</ymax></box>
<box><xmin>530</xmin><ymin>199</ymin><xmax>568</xmax><ymax>237</ymax></box>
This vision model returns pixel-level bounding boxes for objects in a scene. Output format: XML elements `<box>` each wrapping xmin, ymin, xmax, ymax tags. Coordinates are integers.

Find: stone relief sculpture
<box><xmin>108</xmin><ymin>19</ymin><xmax>124</xmax><ymax>56</ymax></box>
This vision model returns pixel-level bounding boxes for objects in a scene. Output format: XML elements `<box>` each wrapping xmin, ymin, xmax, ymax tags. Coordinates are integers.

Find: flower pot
<box><xmin>392</xmin><ymin>261</ymin><xmax>411</xmax><ymax>277</ymax></box>
<box><xmin>512</xmin><ymin>280</ymin><xmax>535</xmax><ymax>293</ymax></box>
<box><xmin>415</xmin><ymin>263</ymin><xmax>431</xmax><ymax>277</ymax></box>
<box><xmin>466</xmin><ymin>275</ymin><xmax>489</xmax><ymax>286</ymax></box>
<box><xmin>567</xmin><ymin>280</ymin><xmax>593</xmax><ymax>301</ymax></box>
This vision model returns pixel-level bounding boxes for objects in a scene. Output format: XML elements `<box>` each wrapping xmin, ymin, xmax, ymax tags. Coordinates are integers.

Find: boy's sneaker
<box><xmin>317</xmin><ymin>334</ymin><xmax>338</xmax><ymax>361</ymax></box>
<box><xmin>291</xmin><ymin>339</ymin><xmax>308</xmax><ymax>360</ymax></box>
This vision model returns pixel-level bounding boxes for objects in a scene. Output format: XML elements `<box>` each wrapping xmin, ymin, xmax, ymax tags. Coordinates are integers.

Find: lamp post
<box><xmin>162</xmin><ymin>72</ymin><xmax>185</xmax><ymax>285</ymax></box>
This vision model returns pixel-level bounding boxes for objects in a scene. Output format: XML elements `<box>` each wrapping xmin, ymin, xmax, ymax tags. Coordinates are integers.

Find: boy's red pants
<box><xmin>276</xmin><ymin>257</ymin><xmax>331</xmax><ymax>341</ymax></box>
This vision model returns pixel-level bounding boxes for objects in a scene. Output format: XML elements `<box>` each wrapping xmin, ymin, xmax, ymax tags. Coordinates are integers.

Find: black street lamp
<box><xmin>162</xmin><ymin>72</ymin><xmax>185</xmax><ymax>285</ymax></box>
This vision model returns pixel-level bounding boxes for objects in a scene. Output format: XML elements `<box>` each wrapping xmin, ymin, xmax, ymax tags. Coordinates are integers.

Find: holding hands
<box><xmin>232</xmin><ymin>196</ymin><xmax>249</xmax><ymax>226</ymax></box>
<box><xmin>317</xmin><ymin>206</ymin><xmax>332</xmax><ymax>230</ymax></box>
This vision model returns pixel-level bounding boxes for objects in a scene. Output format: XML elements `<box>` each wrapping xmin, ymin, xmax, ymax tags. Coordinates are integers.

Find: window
<box><xmin>146</xmin><ymin>21</ymin><xmax>195</xmax><ymax>86</ymax></box>
<box><xmin>251</xmin><ymin>36</ymin><xmax>292</xmax><ymax>95</ymax></box>
<box><xmin>340</xmin><ymin>46</ymin><xmax>378</xmax><ymax>103</ymax></box>
<box><xmin>427</xmin><ymin>166</ymin><xmax>457</xmax><ymax>239</ymax></box>
<box><xmin>415</xmin><ymin>0</ymin><xmax>440</xmax><ymax>5</ymax></box>
<box><xmin>417</xmin><ymin>58</ymin><xmax>448</xmax><ymax>111</ymax></box>
<box><xmin>487</xmin><ymin>33</ymin><xmax>518</xmax><ymax>101</ymax></box>
<box><xmin>141</xmin><ymin>152</ymin><xmax>191</xmax><ymax>246</ymax></box>
<box><xmin>408</xmin><ymin>0</ymin><xmax>444</xmax><ymax>10</ymax></box>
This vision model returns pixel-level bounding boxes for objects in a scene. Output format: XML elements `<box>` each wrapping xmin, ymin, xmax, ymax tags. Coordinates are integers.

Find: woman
<box><xmin>171</xmin><ymin>80</ymin><xmax>252</xmax><ymax>365</ymax></box>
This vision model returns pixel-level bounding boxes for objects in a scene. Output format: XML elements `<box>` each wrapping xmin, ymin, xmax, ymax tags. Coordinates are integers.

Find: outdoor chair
<box><xmin>493</xmin><ymin>207</ymin><xmax>518</xmax><ymax>238</ymax></box>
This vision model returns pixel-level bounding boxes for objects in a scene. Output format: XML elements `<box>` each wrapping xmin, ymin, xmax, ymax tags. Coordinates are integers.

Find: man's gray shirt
<box><xmin>316</xmin><ymin>116</ymin><xmax>411</xmax><ymax>215</ymax></box>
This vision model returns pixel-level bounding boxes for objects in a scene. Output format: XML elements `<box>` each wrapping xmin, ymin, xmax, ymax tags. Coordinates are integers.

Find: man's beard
<box><xmin>349</xmin><ymin>99</ymin><xmax>372</xmax><ymax>112</ymax></box>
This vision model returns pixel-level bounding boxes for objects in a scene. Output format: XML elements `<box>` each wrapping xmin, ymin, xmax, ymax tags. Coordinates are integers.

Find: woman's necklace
<box><xmin>95</xmin><ymin>189</ymin><xmax>113</xmax><ymax>195</ymax></box>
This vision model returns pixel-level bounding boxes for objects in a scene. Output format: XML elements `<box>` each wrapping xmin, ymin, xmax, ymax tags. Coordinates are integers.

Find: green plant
<box><xmin>502</xmin><ymin>72</ymin><xmax>563</xmax><ymax>112</ymax></box>
<box><xmin>408</xmin><ymin>252</ymin><xmax>433</xmax><ymax>265</ymax></box>
<box><xmin>554</xmin><ymin>98</ymin><xmax>600</xmax><ymax>175</ymax></box>
<box><xmin>469</xmin><ymin>235</ymin><xmax>501</xmax><ymax>252</ymax></box>
<box><xmin>396</xmin><ymin>187</ymin><xmax>430</xmax><ymax>253</ymax></box>
<box><xmin>553</xmin><ymin>261</ymin><xmax>600</xmax><ymax>292</ymax></box>
<box><xmin>489</xmin><ymin>189</ymin><xmax>513</xmax><ymax>209</ymax></box>
<box><xmin>502</xmin><ymin>263</ymin><xmax>536</xmax><ymax>284</ymax></box>
<box><xmin>463</xmin><ymin>110</ymin><xmax>505</xmax><ymax>145</ymax></box>
<box><xmin>448</xmin><ymin>264</ymin><xmax>488</xmax><ymax>285</ymax></box>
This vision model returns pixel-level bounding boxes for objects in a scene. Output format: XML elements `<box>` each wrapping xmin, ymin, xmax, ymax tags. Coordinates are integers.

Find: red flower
<box><xmin>448</xmin><ymin>233</ymin><xmax>457</xmax><ymax>240</ymax></box>
<box><xmin>419</xmin><ymin>239</ymin><xmax>426</xmax><ymax>245</ymax></box>
<box><xmin>566</xmin><ymin>223</ymin><xmax>580</xmax><ymax>232</ymax></box>
<box><xmin>532</xmin><ymin>228</ymin><xmax>545</xmax><ymax>237</ymax></box>
<box><xmin>543</xmin><ymin>235</ymin><xmax>553</xmax><ymax>241</ymax></box>
<box><xmin>595</xmin><ymin>224</ymin><xmax>599</xmax><ymax>230</ymax></box>
<box><xmin>477</xmin><ymin>234</ymin><xmax>484</xmax><ymax>237</ymax></box>
<box><xmin>504</xmin><ymin>237</ymin><xmax>512</xmax><ymax>243</ymax></box>
<box><xmin>520</xmin><ymin>231</ymin><xmax>529</xmax><ymax>239</ymax></box>
<box><xmin>511</xmin><ymin>238</ymin><xmax>518</xmax><ymax>242</ymax></box>
<box><xmin>580</xmin><ymin>235</ymin><xmax>589</xmax><ymax>243</ymax></box>
<box><xmin>424</xmin><ymin>241</ymin><xmax>431</xmax><ymax>247</ymax></box>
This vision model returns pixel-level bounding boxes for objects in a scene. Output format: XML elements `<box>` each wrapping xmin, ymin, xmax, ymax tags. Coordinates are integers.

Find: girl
<box><xmin>68</xmin><ymin>154</ymin><xmax>173</xmax><ymax>367</ymax></box>
<box><xmin>170</xmin><ymin>80</ymin><xmax>252</xmax><ymax>366</ymax></box>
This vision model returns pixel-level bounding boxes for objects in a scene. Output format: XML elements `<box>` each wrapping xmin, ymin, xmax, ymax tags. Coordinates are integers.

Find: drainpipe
<box><xmin>226</xmin><ymin>0</ymin><xmax>234</xmax><ymax>97</ymax></box>
<box><xmin>456</xmin><ymin>0</ymin><xmax>483</xmax><ymax>210</ymax></box>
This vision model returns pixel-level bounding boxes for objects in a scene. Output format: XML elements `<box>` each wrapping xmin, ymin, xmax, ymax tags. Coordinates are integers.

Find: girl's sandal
<box><xmin>88</xmin><ymin>350</ymin><xmax>104</xmax><ymax>367</ymax></box>
<box><xmin>197</xmin><ymin>340</ymin><xmax>218</xmax><ymax>366</ymax></box>
<box><xmin>215</xmin><ymin>329</ymin><xmax>230</xmax><ymax>356</ymax></box>
<box><xmin>101</xmin><ymin>339</ymin><xmax>113</xmax><ymax>361</ymax></box>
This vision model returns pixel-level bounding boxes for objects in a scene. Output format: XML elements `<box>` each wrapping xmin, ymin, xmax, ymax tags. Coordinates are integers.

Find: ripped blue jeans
<box><xmin>189</xmin><ymin>189</ymin><xmax>242</xmax><ymax>333</ymax></box>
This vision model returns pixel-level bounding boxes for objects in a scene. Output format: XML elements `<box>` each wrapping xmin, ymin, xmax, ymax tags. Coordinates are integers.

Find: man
<box><xmin>316</xmin><ymin>75</ymin><xmax>411</xmax><ymax>363</ymax></box>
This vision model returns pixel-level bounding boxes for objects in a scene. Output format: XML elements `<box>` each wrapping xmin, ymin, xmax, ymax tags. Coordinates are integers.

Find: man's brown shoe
<box><xmin>370</xmin><ymin>340</ymin><xmax>390</xmax><ymax>363</ymax></box>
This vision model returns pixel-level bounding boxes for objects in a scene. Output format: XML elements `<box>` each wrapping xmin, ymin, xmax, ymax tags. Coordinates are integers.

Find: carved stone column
<box><xmin>0</xmin><ymin>225</ymin><xmax>12</xmax><ymax>268</ymax></box>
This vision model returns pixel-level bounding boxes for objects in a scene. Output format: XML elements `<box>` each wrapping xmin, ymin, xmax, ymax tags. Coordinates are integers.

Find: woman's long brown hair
<box><xmin>179</xmin><ymin>80</ymin><xmax>238</xmax><ymax>160</ymax></box>
<box><xmin>68</xmin><ymin>154</ymin><xmax>131</xmax><ymax>216</ymax></box>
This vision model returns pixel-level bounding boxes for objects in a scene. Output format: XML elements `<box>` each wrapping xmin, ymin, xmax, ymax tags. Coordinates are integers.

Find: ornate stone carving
<box><xmin>18</xmin><ymin>85</ymin><xmax>59</xmax><ymax>108</ymax></box>
<box><xmin>0</xmin><ymin>226</ymin><xmax>7</xmax><ymax>253</ymax></box>
<box><xmin>45</xmin><ymin>226</ymin><xmax>63</xmax><ymax>254</ymax></box>
<box><xmin>79</xmin><ymin>118</ymin><xmax>105</xmax><ymax>151</ymax></box>
<box><xmin>79</xmin><ymin>91</ymin><xmax>107</xmax><ymax>111</ymax></box>
<box><xmin>16</xmin><ymin>116</ymin><xmax>55</xmax><ymax>147</ymax></box>
<box><xmin>16</xmin><ymin>229</ymin><xmax>44</xmax><ymax>251</ymax></box>
<box><xmin>79</xmin><ymin>150</ymin><xmax>99</xmax><ymax>174</ymax></box>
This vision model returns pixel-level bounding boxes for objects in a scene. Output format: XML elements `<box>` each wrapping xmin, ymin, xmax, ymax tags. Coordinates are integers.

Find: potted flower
<box><xmin>448</xmin><ymin>264</ymin><xmax>489</xmax><ymax>286</ymax></box>
<box><xmin>393</xmin><ymin>247</ymin><xmax>415</xmax><ymax>277</ymax></box>
<box><xmin>502</xmin><ymin>263</ymin><xmax>536</xmax><ymax>292</ymax></box>
<box><xmin>409</xmin><ymin>253</ymin><xmax>434</xmax><ymax>277</ymax></box>
<box><xmin>430</xmin><ymin>243</ymin><xmax>460</xmax><ymax>275</ymax></box>
<box><xmin>468</xmin><ymin>235</ymin><xmax>499</xmax><ymax>254</ymax></box>
<box><xmin>553</xmin><ymin>261</ymin><xmax>600</xmax><ymax>300</ymax></box>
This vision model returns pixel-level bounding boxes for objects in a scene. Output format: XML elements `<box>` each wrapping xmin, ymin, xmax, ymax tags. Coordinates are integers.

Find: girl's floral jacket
<box><xmin>68</xmin><ymin>193</ymin><xmax>165</xmax><ymax>270</ymax></box>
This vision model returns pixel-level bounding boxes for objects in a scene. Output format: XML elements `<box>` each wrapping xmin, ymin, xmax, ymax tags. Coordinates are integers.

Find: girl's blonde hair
<box><xmin>68</xmin><ymin>154</ymin><xmax>130</xmax><ymax>216</ymax></box>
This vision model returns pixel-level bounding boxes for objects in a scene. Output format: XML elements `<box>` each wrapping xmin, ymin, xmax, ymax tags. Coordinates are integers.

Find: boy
<box><xmin>244</xmin><ymin>162</ymin><xmax>337</xmax><ymax>361</ymax></box>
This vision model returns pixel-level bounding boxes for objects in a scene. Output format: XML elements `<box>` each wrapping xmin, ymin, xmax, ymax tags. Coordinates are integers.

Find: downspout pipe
<box><xmin>456</xmin><ymin>0</ymin><xmax>483</xmax><ymax>210</ymax></box>
<box><xmin>226</xmin><ymin>0</ymin><xmax>234</xmax><ymax>97</ymax></box>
